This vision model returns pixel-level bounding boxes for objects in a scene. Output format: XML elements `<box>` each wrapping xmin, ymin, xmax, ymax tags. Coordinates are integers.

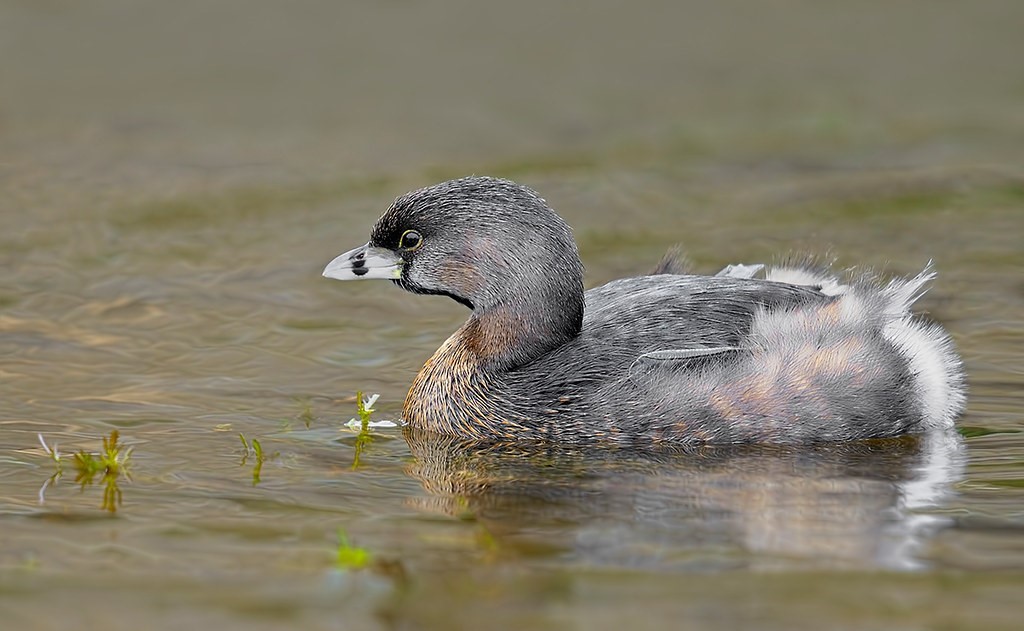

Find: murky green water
<box><xmin>3</xmin><ymin>1</ymin><xmax>1024</xmax><ymax>629</ymax></box>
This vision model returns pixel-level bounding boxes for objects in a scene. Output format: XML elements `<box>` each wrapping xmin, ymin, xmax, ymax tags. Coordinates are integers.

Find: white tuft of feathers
<box><xmin>777</xmin><ymin>261</ymin><xmax>964</xmax><ymax>428</ymax></box>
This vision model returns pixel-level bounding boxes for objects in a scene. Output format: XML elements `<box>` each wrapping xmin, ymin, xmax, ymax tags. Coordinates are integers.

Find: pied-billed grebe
<box><xmin>323</xmin><ymin>176</ymin><xmax>965</xmax><ymax>444</ymax></box>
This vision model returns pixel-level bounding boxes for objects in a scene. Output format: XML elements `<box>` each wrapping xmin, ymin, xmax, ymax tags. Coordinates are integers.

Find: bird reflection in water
<box><xmin>403</xmin><ymin>428</ymin><xmax>965</xmax><ymax>571</ymax></box>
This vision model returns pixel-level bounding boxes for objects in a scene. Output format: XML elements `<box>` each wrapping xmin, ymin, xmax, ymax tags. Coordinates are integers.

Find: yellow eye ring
<box><xmin>399</xmin><ymin>229</ymin><xmax>423</xmax><ymax>251</ymax></box>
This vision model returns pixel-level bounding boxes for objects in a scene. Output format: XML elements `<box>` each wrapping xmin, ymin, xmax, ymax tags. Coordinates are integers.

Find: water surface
<box><xmin>2</xmin><ymin>2</ymin><xmax>1024</xmax><ymax>629</ymax></box>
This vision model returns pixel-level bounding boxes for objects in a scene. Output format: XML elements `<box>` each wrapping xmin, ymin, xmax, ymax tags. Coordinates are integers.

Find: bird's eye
<box><xmin>399</xmin><ymin>229</ymin><xmax>423</xmax><ymax>250</ymax></box>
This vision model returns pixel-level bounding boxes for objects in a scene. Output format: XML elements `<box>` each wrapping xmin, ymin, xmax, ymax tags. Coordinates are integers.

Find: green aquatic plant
<box><xmin>238</xmin><ymin>432</ymin><xmax>279</xmax><ymax>485</ymax></box>
<box><xmin>335</xmin><ymin>528</ymin><xmax>371</xmax><ymax>570</ymax></box>
<box><xmin>37</xmin><ymin>430</ymin><xmax>133</xmax><ymax>513</ymax></box>
<box><xmin>332</xmin><ymin>526</ymin><xmax>411</xmax><ymax>580</ymax></box>
<box><xmin>73</xmin><ymin>430</ymin><xmax>132</xmax><ymax>477</ymax></box>
<box><xmin>349</xmin><ymin>391</ymin><xmax>379</xmax><ymax>470</ymax></box>
<box><xmin>354</xmin><ymin>391</ymin><xmax>378</xmax><ymax>428</ymax></box>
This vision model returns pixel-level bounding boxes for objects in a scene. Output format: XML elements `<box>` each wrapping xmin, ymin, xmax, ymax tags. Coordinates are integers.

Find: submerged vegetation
<box><xmin>335</xmin><ymin>528</ymin><xmax>372</xmax><ymax>571</ymax></box>
<box><xmin>332</xmin><ymin>527</ymin><xmax>409</xmax><ymax>582</ymax></box>
<box><xmin>38</xmin><ymin>430</ymin><xmax>133</xmax><ymax>513</ymax></box>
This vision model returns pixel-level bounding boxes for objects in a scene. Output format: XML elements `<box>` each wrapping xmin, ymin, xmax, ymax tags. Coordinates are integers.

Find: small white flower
<box><xmin>362</xmin><ymin>393</ymin><xmax>380</xmax><ymax>412</ymax></box>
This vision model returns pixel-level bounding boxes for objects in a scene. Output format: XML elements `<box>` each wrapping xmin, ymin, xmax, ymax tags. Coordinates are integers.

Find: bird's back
<box><xmin>520</xmin><ymin>274</ymin><xmax>833</xmax><ymax>394</ymax></box>
<box><xmin>504</xmin><ymin>269</ymin><xmax>963</xmax><ymax>443</ymax></box>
